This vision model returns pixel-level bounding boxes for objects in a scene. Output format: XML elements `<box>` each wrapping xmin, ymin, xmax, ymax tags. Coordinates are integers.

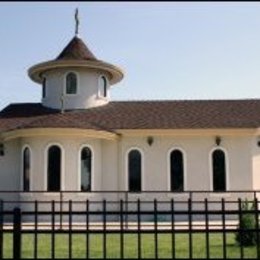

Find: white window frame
<box><xmin>125</xmin><ymin>147</ymin><xmax>144</xmax><ymax>192</ymax></box>
<box><xmin>64</xmin><ymin>71</ymin><xmax>79</xmax><ymax>96</ymax></box>
<box><xmin>167</xmin><ymin>147</ymin><xmax>187</xmax><ymax>192</ymax></box>
<box><xmin>44</xmin><ymin>143</ymin><xmax>65</xmax><ymax>192</ymax></box>
<box><xmin>42</xmin><ymin>77</ymin><xmax>47</xmax><ymax>99</ymax></box>
<box><xmin>209</xmin><ymin>147</ymin><xmax>230</xmax><ymax>193</ymax></box>
<box><xmin>21</xmin><ymin>145</ymin><xmax>33</xmax><ymax>191</ymax></box>
<box><xmin>78</xmin><ymin>145</ymin><xmax>94</xmax><ymax>192</ymax></box>
<box><xmin>97</xmin><ymin>75</ymin><xmax>109</xmax><ymax>99</ymax></box>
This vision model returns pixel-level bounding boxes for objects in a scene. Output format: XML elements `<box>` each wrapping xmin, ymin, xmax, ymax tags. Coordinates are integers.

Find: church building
<box><xmin>1</xmin><ymin>12</ymin><xmax>260</xmax><ymax>205</ymax></box>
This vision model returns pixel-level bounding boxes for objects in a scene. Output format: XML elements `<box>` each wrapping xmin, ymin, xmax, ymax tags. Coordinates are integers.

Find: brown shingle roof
<box><xmin>56</xmin><ymin>36</ymin><xmax>97</xmax><ymax>61</ymax></box>
<box><xmin>1</xmin><ymin>100</ymin><xmax>260</xmax><ymax>133</ymax></box>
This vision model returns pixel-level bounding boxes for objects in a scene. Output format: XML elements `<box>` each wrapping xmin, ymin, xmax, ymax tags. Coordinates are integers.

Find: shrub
<box><xmin>235</xmin><ymin>199</ymin><xmax>257</xmax><ymax>246</ymax></box>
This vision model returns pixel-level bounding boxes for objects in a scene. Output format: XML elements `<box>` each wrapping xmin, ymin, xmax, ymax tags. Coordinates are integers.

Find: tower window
<box><xmin>99</xmin><ymin>75</ymin><xmax>108</xmax><ymax>97</ymax></box>
<box><xmin>66</xmin><ymin>72</ymin><xmax>77</xmax><ymax>95</ymax></box>
<box><xmin>42</xmin><ymin>77</ymin><xmax>46</xmax><ymax>98</ymax></box>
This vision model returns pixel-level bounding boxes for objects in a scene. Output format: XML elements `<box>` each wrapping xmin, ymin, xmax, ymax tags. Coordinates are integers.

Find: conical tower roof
<box><xmin>28</xmin><ymin>34</ymin><xmax>123</xmax><ymax>85</ymax></box>
<box><xmin>56</xmin><ymin>36</ymin><xmax>97</xmax><ymax>61</ymax></box>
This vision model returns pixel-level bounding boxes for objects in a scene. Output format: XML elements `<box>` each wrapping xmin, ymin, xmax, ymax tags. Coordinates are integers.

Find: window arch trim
<box><xmin>209</xmin><ymin>147</ymin><xmax>229</xmax><ymax>192</ymax></box>
<box><xmin>44</xmin><ymin>143</ymin><xmax>65</xmax><ymax>192</ymax></box>
<box><xmin>64</xmin><ymin>71</ymin><xmax>79</xmax><ymax>96</ymax></box>
<box><xmin>125</xmin><ymin>147</ymin><xmax>144</xmax><ymax>192</ymax></box>
<box><xmin>78</xmin><ymin>144</ymin><xmax>94</xmax><ymax>192</ymax></box>
<box><xmin>21</xmin><ymin>145</ymin><xmax>32</xmax><ymax>191</ymax></box>
<box><xmin>167</xmin><ymin>147</ymin><xmax>187</xmax><ymax>192</ymax></box>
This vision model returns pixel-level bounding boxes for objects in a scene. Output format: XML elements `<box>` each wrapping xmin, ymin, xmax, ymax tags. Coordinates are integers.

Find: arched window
<box><xmin>47</xmin><ymin>145</ymin><xmax>61</xmax><ymax>191</ymax></box>
<box><xmin>23</xmin><ymin>147</ymin><xmax>30</xmax><ymax>191</ymax></box>
<box><xmin>212</xmin><ymin>149</ymin><xmax>226</xmax><ymax>192</ymax></box>
<box><xmin>170</xmin><ymin>150</ymin><xmax>184</xmax><ymax>192</ymax></box>
<box><xmin>66</xmin><ymin>72</ymin><xmax>77</xmax><ymax>94</ymax></box>
<box><xmin>42</xmin><ymin>77</ymin><xmax>46</xmax><ymax>98</ymax></box>
<box><xmin>81</xmin><ymin>147</ymin><xmax>92</xmax><ymax>191</ymax></box>
<box><xmin>128</xmin><ymin>149</ymin><xmax>142</xmax><ymax>192</ymax></box>
<box><xmin>99</xmin><ymin>75</ymin><xmax>108</xmax><ymax>97</ymax></box>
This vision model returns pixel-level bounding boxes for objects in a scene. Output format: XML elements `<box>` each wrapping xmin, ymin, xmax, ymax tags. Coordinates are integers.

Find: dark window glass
<box><xmin>47</xmin><ymin>146</ymin><xmax>61</xmax><ymax>191</ymax></box>
<box><xmin>42</xmin><ymin>78</ymin><xmax>46</xmax><ymax>98</ymax></box>
<box><xmin>170</xmin><ymin>150</ymin><xmax>184</xmax><ymax>192</ymax></box>
<box><xmin>23</xmin><ymin>147</ymin><xmax>30</xmax><ymax>191</ymax></box>
<box><xmin>81</xmin><ymin>147</ymin><xmax>92</xmax><ymax>191</ymax></box>
<box><xmin>66</xmin><ymin>72</ymin><xmax>77</xmax><ymax>94</ymax></box>
<box><xmin>100</xmin><ymin>76</ymin><xmax>107</xmax><ymax>97</ymax></box>
<box><xmin>128</xmin><ymin>150</ymin><xmax>141</xmax><ymax>192</ymax></box>
<box><xmin>212</xmin><ymin>150</ymin><xmax>226</xmax><ymax>191</ymax></box>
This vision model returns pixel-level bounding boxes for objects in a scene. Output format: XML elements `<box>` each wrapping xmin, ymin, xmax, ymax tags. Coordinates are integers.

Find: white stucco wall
<box><xmin>252</xmin><ymin>137</ymin><xmax>260</xmax><ymax>190</ymax></box>
<box><xmin>0</xmin><ymin>139</ymin><xmax>20</xmax><ymax>190</ymax></box>
<box><xmin>0</xmin><ymin>131</ymin><xmax>258</xmax><ymax>203</ymax></box>
<box><xmin>119</xmin><ymin>135</ymin><xmax>254</xmax><ymax>193</ymax></box>
<box><xmin>42</xmin><ymin>68</ymin><xmax>111</xmax><ymax>110</ymax></box>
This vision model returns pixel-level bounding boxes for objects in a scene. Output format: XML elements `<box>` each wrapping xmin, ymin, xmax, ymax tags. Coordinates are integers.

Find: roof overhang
<box><xmin>117</xmin><ymin>128</ymin><xmax>260</xmax><ymax>137</ymax></box>
<box><xmin>0</xmin><ymin>128</ymin><xmax>119</xmax><ymax>142</ymax></box>
<box><xmin>28</xmin><ymin>59</ymin><xmax>124</xmax><ymax>85</ymax></box>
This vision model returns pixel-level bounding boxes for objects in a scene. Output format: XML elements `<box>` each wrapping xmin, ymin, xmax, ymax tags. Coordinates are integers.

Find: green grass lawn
<box><xmin>3</xmin><ymin>232</ymin><xmax>260</xmax><ymax>259</ymax></box>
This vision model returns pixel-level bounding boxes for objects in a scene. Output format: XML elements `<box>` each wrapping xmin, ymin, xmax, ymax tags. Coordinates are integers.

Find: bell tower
<box><xmin>28</xmin><ymin>9</ymin><xmax>124</xmax><ymax>110</ymax></box>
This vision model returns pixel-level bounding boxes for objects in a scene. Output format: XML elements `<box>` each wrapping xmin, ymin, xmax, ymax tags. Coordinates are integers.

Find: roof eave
<box><xmin>28</xmin><ymin>59</ymin><xmax>124</xmax><ymax>85</ymax></box>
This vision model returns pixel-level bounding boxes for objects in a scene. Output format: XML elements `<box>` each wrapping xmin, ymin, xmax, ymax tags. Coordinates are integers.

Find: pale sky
<box><xmin>1</xmin><ymin>2</ymin><xmax>260</xmax><ymax>110</ymax></box>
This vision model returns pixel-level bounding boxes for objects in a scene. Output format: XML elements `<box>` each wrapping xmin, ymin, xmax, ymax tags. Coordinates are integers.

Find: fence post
<box><xmin>0</xmin><ymin>200</ymin><xmax>3</xmax><ymax>260</ymax></box>
<box><xmin>13</xmin><ymin>207</ymin><xmax>21</xmax><ymax>260</ymax></box>
<box><xmin>254</xmin><ymin>198</ymin><xmax>260</xmax><ymax>259</ymax></box>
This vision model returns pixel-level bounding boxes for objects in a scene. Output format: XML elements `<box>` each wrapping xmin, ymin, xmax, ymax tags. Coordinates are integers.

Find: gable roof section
<box><xmin>1</xmin><ymin>100</ymin><xmax>260</xmax><ymax>133</ymax></box>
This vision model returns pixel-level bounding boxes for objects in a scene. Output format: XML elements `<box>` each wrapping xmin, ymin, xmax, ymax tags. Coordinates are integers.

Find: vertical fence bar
<box><xmin>205</xmin><ymin>198</ymin><xmax>210</xmax><ymax>259</ymax></box>
<box><xmin>188</xmin><ymin>198</ymin><xmax>192</xmax><ymax>259</ymax></box>
<box><xmin>69</xmin><ymin>200</ymin><xmax>72</xmax><ymax>259</ymax></box>
<box><xmin>137</xmin><ymin>199</ymin><xmax>141</xmax><ymax>259</ymax></box>
<box><xmin>120</xmin><ymin>200</ymin><xmax>124</xmax><ymax>259</ymax></box>
<box><xmin>13</xmin><ymin>207</ymin><xmax>21</xmax><ymax>260</ymax></box>
<box><xmin>103</xmin><ymin>200</ymin><xmax>107</xmax><ymax>259</ymax></box>
<box><xmin>254</xmin><ymin>198</ymin><xmax>260</xmax><ymax>259</ymax></box>
<box><xmin>34</xmin><ymin>200</ymin><xmax>38</xmax><ymax>259</ymax></box>
<box><xmin>60</xmin><ymin>191</ymin><xmax>63</xmax><ymax>230</ymax></box>
<box><xmin>125</xmin><ymin>193</ymin><xmax>128</xmax><ymax>229</ymax></box>
<box><xmin>86</xmin><ymin>200</ymin><xmax>89</xmax><ymax>259</ymax></box>
<box><xmin>0</xmin><ymin>200</ymin><xmax>3</xmax><ymax>260</ymax></box>
<box><xmin>238</xmin><ymin>198</ymin><xmax>244</xmax><ymax>259</ymax></box>
<box><xmin>221</xmin><ymin>198</ymin><xmax>227</xmax><ymax>259</ymax></box>
<box><xmin>171</xmin><ymin>199</ymin><xmax>175</xmax><ymax>259</ymax></box>
<box><xmin>154</xmin><ymin>199</ymin><xmax>158</xmax><ymax>259</ymax></box>
<box><xmin>51</xmin><ymin>200</ymin><xmax>55</xmax><ymax>259</ymax></box>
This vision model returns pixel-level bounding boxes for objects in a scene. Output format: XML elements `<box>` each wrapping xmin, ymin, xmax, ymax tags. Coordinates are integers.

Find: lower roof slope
<box><xmin>1</xmin><ymin>100</ymin><xmax>260</xmax><ymax>133</ymax></box>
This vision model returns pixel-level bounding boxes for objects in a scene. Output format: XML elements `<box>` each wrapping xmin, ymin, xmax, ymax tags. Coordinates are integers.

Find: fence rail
<box><xmin>0</xmin><ymin>195</ymin><xmax>260</xmax><ymax>259</ymax></box>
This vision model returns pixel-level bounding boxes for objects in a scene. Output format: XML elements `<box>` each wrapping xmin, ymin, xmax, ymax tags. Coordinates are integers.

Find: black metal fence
<box><xmin>0</xmin><ymin>194</ymin><xmax>260</xmax><ymax>259</ymax></box>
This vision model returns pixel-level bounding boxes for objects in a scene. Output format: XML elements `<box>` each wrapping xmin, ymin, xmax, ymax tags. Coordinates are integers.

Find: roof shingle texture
<box><xmin>1</xmin><ymin>100</ymin><xmax>260</xmax><ymax>133</ymax></box>
<box><xmin>56</xmin><ymin>36</ymin><xmax>97</xmax><ymax>61</ymax></box>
